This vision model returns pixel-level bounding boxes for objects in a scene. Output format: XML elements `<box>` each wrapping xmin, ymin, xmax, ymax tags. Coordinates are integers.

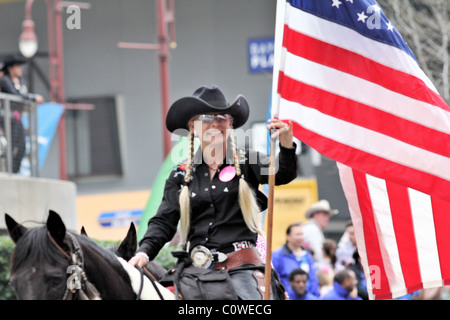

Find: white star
<box><xmin>372</xmin><ymin>5</ymin><xmax>382</xmax><ymax>13</ymax></box>
<box><xmin>346</xmin><ymin>0</ymin><xmax>354</xmax><ymax>3</ymax></box>
<box><xmin>386</xmin><ymin>21</ymin><xmax>395</xmax><ymax>31</ymax></box>
<box><xmin>332</xmin><ymin>0</ymin><xmax>342</xmax><ymax>9</ymax></box>
<box><xmin>357</xmin><ymin>11</ymin><xmax>368</xmax><ymax>23</ymax></box>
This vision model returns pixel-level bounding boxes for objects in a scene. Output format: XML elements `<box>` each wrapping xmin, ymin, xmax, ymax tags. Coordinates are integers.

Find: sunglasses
<box><xmin>195</xmin><ymin>114</ymin><xmax>231</xmax><ymax>123</ymax></box>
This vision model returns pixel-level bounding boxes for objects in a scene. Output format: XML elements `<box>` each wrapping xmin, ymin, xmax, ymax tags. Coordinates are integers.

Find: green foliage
<box><xmin>0</xmin><ymin>236</ymin><xmax>16</xmax><ymax>300</ymax></box>
<box><xmin>153</xmin><ymin>244</ymin><xmax>179</xmax><ymax>270</ymax></box>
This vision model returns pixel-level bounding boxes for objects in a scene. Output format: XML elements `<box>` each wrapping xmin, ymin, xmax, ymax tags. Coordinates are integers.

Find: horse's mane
<box><xmin>10</xmin><ymin>225</ymin><xmax>132</xmax><ymax>289</ymax></box>
<box><xmin>76</xmin><ymin>233</ymin><xmax>131</xmax><ymax>279</ymax></box>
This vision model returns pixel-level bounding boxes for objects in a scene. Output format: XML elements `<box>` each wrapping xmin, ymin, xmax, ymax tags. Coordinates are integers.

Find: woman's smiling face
<box><xmin>190</xmin><ymin>113</ymin><xmax>233</xmax><ymax>144</ymax></box>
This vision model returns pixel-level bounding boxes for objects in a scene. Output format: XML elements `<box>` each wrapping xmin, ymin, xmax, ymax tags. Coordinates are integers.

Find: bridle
<box><xmin>47</xmin><ymin>231</ymin><xmax>100</xmax><ymax>300</ymax></box>
<box><xmin>47</xmin><ymin>231</ymin><xmax>165</xmax><ymax>300</ymax></box>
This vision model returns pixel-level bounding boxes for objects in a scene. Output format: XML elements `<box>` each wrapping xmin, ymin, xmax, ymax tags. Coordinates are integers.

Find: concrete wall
<box><xmin>0</xmin><ymin>174</ymin><xmax>78</xmax><ymax>231</ymax></box>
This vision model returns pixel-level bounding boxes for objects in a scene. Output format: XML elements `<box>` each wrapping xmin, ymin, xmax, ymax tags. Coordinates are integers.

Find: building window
<box><xmin>66</xmin><ymin>96</ymin><xmax>122</xmax><ymax>179</ymax></box>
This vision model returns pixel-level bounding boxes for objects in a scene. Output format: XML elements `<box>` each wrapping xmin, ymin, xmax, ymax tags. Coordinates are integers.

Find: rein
<box><xmin>47</xmin><ymin>231</ymin><xmax>100</xmax><ymax>300</ymax></box>
<box><xmin>135</xmin><ymin>265</ymin><xmax>165</xmax><ymax>300</ymax></box>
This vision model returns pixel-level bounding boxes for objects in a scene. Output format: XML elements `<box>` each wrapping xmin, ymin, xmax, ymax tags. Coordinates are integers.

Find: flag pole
<box><xmin>264</xmin><ymin>133</ymin><xmax>277</xmax><ymax>300</ymax></box>
<box><xmin>264</xmin><ymin>0</ymin><xmax>286</xmax><ymax>300</ymax></box>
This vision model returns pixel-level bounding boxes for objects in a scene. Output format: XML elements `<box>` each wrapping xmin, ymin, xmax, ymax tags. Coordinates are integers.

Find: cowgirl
<box><xmin>129</xmin><ymin>85</ymin><xmax>298</xmax><ymax>299</ymax></box>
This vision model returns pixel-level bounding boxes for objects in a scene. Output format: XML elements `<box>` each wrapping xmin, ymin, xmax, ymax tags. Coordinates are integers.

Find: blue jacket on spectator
<box><xmin>320</xmin><ymin>281</ymin><xmax>362</xmax><ymax>300</ymax></box>
<box><xmin>286</xmin><ymin>286</ymin><xmax>318</xmax><ymax>300</ymax></box>
<box><xmin>272</xmin><ymin>244</ymin><xmax>320</xmax><ymax>297</ymax></box>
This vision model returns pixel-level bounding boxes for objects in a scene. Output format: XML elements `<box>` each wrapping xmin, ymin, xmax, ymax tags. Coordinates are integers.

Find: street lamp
<box><xmin>19</xmin><ymin>19</ymin><xmax>38</xmax><ymax>58</ymax></box>
<box><xmin>18</xmin><ymin>0</ymin><xmax>90</xmax><ymax>180</ymax></box>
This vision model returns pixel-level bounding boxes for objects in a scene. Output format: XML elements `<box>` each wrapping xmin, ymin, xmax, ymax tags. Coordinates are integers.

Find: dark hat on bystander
<box><xmin>1</xmin><ymin>54</ymin><xmax>26</xmax><ymax>72</ymax></box>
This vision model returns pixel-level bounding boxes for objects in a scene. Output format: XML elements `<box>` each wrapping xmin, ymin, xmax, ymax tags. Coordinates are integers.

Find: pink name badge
<box><xmin>219</xmin><ymin>166</ymin><xmax>236</xmax><ymax>182</ymax></box>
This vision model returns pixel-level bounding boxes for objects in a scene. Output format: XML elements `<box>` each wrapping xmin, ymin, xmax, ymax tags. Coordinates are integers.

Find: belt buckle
<box><xmin>232</xmin><ymin>240</ymin><xmax>251</xmax><ymax>251</ymax></box>
<box><xmin>191</xmin><ymin>245</ymin><xmax>213</xmax><ymax>269</ymax></box>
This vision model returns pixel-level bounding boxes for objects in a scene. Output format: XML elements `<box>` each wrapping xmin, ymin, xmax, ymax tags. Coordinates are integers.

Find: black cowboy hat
<box><xmin>166</xmin><ymin>85</ymin><xmax>250</xmax><ymax>134</ymax></box>
<box><xmin>1</xmin><ymin>54</ymin><xmax>26</xmax><ymax>72</ymax></box>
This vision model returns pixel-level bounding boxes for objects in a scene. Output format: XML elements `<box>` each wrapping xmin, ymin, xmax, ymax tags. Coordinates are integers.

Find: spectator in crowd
<box><xmin>347</xmin><ymin>250</ymin><xmax>368</xmax><ymax>300</ymax></box>
<box><xmin>302</xmin><ymin>199</ymin><xmax>338</xmax><ymax>264</ymax></box>
<box><xmin>287</xmin><ymin>268</ymin><xmax>318</xmax><ymax>300</ymax></box>
<box><xmin>336</xmin><ymin>220</ymin><xmax>357</xmax><ymax>268</ymax></box>
<box><xmin>272</xmin><ymin>222</ymin><xmax>320</xmax><ymax>298</ymax></box>
<box><xmin>317</xmin><ymin>264</ymin><xmax>334</xmax><ymax>298</ymax></box>
<box><xmin>320</xmin><ymin>238</ymin><xmax>343</xmax><ymax>272</ymax></box>
<box><xmin>321</xmin><ymin>269</ymin><xmax>362</xmax><ymax>300</ymax></box>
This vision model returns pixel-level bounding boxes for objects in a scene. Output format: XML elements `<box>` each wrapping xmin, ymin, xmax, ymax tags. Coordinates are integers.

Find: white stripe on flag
<box><xmin>282</xmin><ymin>52</ymin><xmax>450</xmax><ymax>134</ymax></box>
<box><xmin>336</xmin><ymin>163</ymin><xmax>374</xmax><ymax>300</ymax></box>
<box><xmin>278</xmin><ymin>98</ymin><xmax>450</xmax><ymax>181</ymax></box>
<box><xmin>408</xmin><ymin>189</ymin><xmax>443</xmax><ymax>288</ymax></box>
<box><xmin>366</xmin><ymin>174</ymin><xmax>406</xmax><ymax>297</ymax></box>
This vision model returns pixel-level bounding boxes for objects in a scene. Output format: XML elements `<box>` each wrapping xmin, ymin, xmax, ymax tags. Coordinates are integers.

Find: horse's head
<box><xmin>5</xmin><ymin>210</ymin><xmax>73</xmax><ymax>300</ymax></box>
<box><xmin>5</xmin><ymin>210</ymin><xmax>137</xmax><ymax>300</ymax></box>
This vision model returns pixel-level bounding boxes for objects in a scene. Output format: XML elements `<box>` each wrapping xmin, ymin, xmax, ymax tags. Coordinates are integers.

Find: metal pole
<box><xmin>3</xmin><ymin>99</ymin><xmax>13</xmax><ymax>174</ymax></box>
<box><xmin>23</xmin><ymin>0</ymin><xmax>89</xmax><ymax>180</ymax></box>
<box><xmin>117</xmin><ymin>0</ymin><xmax>175</xmax><ymax>159</ymax></box>
<box><xmin>53</xmin><ymin>0</ymin><xmax>68</xmax><ymax>180</ymax></box>
<box><xmin>156</xmin><ymin>0</ymin><xmax>171</xmax><ymax>158</ymax></box>
<box><xmin>29</xmin><ymin>102</ymin><xmax>39</xmax><ymax>177</ymax></box>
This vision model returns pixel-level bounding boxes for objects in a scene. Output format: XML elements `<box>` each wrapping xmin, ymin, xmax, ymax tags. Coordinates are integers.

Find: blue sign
<box><xmin>98</xmin><ymin>209</ymin><xmax>142</xmax><ymax>227</ymax></box>
<box><xmin>19</xmin><ymin>102</ymin><xmax>64</xmax><ymax>175</ymax></box>
<box><xmin>248</xmin><ymin>37</ymin><xmax>274</xmax><ymax>74</ymax></box>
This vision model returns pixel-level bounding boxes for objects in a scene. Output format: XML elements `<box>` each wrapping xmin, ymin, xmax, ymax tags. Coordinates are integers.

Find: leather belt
<box><xmin>190</xmin><ymin>241</ymin><xmax>258</xmax><ymax>269</ymax></box>
<box><xmin>213</xmin><ymin>248</ymin><xmax>262</xmax><ymax>271</ymax></box>
<box><xmin>219</xmin><ymin>240</ymin><xmax>255</xmax><ymax>254</ymax></box>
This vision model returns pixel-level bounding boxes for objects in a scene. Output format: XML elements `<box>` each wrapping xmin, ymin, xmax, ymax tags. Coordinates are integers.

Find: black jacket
<box><xmin>139</xmin><ymin>143</ymin><xmax>298</xmax><ymax>260</ymax></box>
<box><xmin>0</xmin><ymin>75</ymin><xmax>39</xmax><ymax>102</ymax></box>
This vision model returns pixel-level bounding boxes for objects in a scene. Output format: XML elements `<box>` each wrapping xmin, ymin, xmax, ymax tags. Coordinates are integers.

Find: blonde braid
<box><xmin>179</xmin><ymin>130</ymin><xmax>195</xmax><ymax>245</ymax></box>
<box><xmin>229</xmin><ymin>132</ymin><xmax>263</xmax><ymax>236</ymax></box>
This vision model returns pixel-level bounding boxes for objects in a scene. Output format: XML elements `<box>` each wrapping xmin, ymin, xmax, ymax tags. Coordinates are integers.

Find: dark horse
<box><xmin>5</xmin><ymin>210</ymin><xmax>174</xmax><ymax>300</ymax></box>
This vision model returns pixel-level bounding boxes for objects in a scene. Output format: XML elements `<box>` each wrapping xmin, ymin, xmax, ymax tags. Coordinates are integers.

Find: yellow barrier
<box><xmin>264</xmin><ymin>178</ymin><xmax>318</xmax><ymax>250</ymax></box>
<box><xmin>76</xmin><ymin>190</ymin><xmax>150</xmax><ymax>241</ymax></box>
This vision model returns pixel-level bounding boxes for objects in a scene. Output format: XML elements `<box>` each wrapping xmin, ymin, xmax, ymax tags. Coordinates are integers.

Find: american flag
<box><xmin>271</xmin><ymin>0</ymin><xmax>450</xmax><ymax>299</ymax></box>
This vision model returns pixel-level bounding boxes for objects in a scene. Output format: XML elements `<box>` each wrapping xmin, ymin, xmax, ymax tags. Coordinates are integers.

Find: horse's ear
<box><xmin>116</xmin><ymin>222</ymin><xmax>137</xmax><ymax>260</ymax></box>
<box><xmin>5</xmin><ymin>214</ymin><xmax>27</xmax><ymax>244</ymax></box>
<box><xmin>80</xmin><ymin>226</ymin><xmax>88</xmax><ymax>236</ymax></box>
<box><xmin>46</xmin><ymin>210</ymin><xmax>66</xmax><ymax>246</ymax></box>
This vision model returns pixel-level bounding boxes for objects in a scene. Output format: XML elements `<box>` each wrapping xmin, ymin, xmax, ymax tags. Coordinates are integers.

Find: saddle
<box><xmin>160</xmin><ymin>250</ymin><xmax>238</xmax><ymax>300</ymax></box>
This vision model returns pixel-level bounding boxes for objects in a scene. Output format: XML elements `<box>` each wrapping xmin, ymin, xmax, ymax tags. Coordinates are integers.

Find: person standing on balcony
<box><xmin>0</xmin><ymin>54</ymin><xmax>44</xmax><ymax>173</ymax></box>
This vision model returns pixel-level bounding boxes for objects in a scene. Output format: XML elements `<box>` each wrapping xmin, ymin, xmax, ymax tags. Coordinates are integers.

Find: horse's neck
<box><xmin>116</xmin><ymin>257</ymin><xmax>175</xmax><ymax>300</ymax></box>
<box><xmin>81</xmin><ymin>245</ymin><xmax>136</xmax><ymax>300</ymax></box>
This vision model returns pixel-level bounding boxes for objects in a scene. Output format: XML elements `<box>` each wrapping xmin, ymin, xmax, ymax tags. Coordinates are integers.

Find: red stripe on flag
<box><xmin>431</xmin><ymin>196</ymin><xmax>450</xmax><ymax>285</ymax></box>
<box><xmin>278</xmin><ymin>72</ymin><xmax>450</xmax><ymax>158</ymax></box>
<box><xmin>385</xmin><ymin>181</ymin><xmax>423</xmax><ymax>292</ymax></box>
<box><xmin>289</xmin><ymin>121</ymin><xmax>450</xmax><ymax>203</ymax></box>
<box><xmin>282</xmin><ymin>25</ymin><xmax>449</xmax><ymax>111</ymax></box>
<box><xmin>352</xmin><ymin>169</ymin><xmax>391</xmax><ymax>300</ymax></box>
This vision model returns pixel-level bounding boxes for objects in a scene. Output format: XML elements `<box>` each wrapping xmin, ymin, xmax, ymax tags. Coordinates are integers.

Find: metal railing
<box><xmin>0</xmin><ymin>92</ymin><xmax>38</xmax><ymax>177</ymax></box>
